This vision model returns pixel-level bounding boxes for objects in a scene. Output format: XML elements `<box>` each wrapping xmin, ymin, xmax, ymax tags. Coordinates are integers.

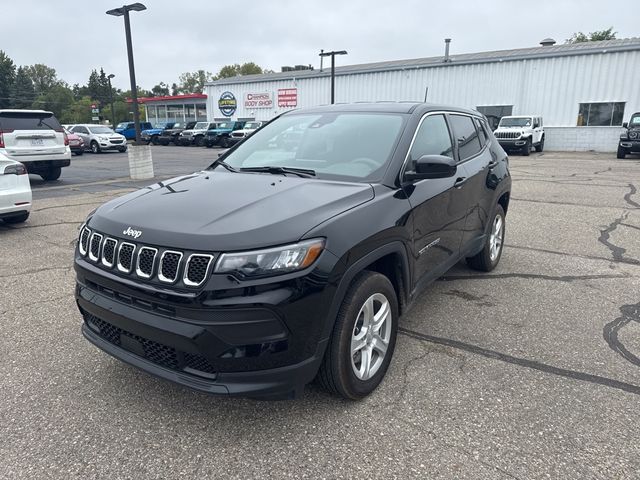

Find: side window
<box><xmin>474</xmin><ymin>118</ymin><xmax>487</xmax><ymax>146</ymax></box>
<box><xmin>407</xmin><ymin>114</ymin><xmax>454</xmax><ymax>171</ymax></box>
<box><xmin>449</xmin><ymin>114</ymin><xmax>482</xmax><ymax>160</ymax></box>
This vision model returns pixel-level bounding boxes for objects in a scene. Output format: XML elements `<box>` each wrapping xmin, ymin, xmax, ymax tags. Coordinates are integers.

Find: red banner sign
<box><xmin>278</xmin><ymin>88</ymin><xmax>298</xmax><ymax>108</ymax></box>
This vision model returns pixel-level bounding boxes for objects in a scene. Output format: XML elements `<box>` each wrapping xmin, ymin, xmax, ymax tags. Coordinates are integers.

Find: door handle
<box><xmin>487</xmin><ymin>160</ymin><xmax>498</xmax><ymax>169</ymax></box>
<box><xmin>454</xmin><ymin>177</ymin><xmax>468</xmax><ymax>188</ymax></box>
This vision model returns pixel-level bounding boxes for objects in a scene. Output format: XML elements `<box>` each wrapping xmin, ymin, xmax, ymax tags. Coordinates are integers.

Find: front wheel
<box><xmin>617</xmin><ymin>145</ymin><xmax>627</xmax><ymax>159</ymax></box>
<box><xmin>522</xmin><ymin>139</ymin><xmax>531</xmax><ymax>156</ymax></box>
<box><xmin>90</xmin><ymin>141</ymin><xmax>101</xmax><ymax>154</ymax></box>
<box><xmin>466</xmin><ymin>204</ymin><xmax>505</xmax><ymax>272</ymax></box>
<box><xmin>535</xmin><ymin>136</ymin><xmax>544</xmax><ymax>152</ymax></box>
<box><xmin>221</xmin><ymin>137</ymin><xmax>230</xmax><ymax>148</ymax></box>
<box><xmin>317</xmin><ymin>271</ymin><xmax>398</xmax><ymax>399</ymax></box>
<box><xmin>117</xmin><ymin>146</ymin><xmax>127</xmax><ymax>153</ymax></box>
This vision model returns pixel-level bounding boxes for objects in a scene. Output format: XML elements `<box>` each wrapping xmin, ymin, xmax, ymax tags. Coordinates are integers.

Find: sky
<box><xmin>1</xmin><ymin>0</ymin><xmax>637</xmax><ymax>91</ymax></box>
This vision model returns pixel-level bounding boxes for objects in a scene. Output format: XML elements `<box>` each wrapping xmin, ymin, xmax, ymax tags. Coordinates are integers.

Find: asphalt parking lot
<box><xmin>2</xmin><ymin>148</ymin><xmax>640</xmax><ymax>479</ymax></box>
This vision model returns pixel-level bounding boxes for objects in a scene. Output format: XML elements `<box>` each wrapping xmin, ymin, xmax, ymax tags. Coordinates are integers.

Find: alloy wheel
<box><xmin>350</xmin><ymin>293</ymin><xmax>392</xmax><ymax>380</ymax></box>
<box><xmin>489</xmin><ymin>214</ymin><xmax>504</xmax><ymax>261</ymax></box>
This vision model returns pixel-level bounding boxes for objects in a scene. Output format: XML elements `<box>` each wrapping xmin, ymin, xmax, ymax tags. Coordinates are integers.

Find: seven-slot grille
<box><xmin>495</xmin><ymin>131</ymin><xmax>520</xmax><ymax>139</ymax></box>
<box><xmin>78</xmin><ymin>226</ymin><xmax>214</xmax><ymax>288</ymax></box>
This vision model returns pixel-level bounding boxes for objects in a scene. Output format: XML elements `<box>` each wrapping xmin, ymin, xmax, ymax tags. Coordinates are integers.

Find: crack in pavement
<box><xmin>33</xmin><ymin>200</ymin><xmax>111</xmax><ymax>212</ymax></box>
<box><xmin>0</xmin><ymin>266</ymin><xmax>72</xmax><ymax>278</ymax></box>
<box><xmin>593</xmin><ymin>167</ymin><xmax>612</xmax><ymax>175</ymax></box>
<box><xmin>598</xmin><ymin>211</ymin><xmax>640</xmax><ymax>265</ymax></box>
<box><xmin>398</xmin><ymin>327</ymin><xmax>640</xmax><ymax>396</ymax></box>
<box><xmin>439</xmin><ymin>273</ymin><xmax>629</xmax><ymax>283</ymax></box>
<box><xmin>624</xmin><ymin>183</ymin><xmax>640</xmax><ymax>208</ymax></box>
<box><xmin>511</xmin><ymin>197</ymin><xmax>640</xmax><ymax>210</ymax></box>
<box><xmin>505</xmin><ymin>243</ymin><xmax>640</xmax><ymax>267</ymax></box>
<box><xmin>603</xmin><ymin>300</ymin><xmax>640</xmax><ymax>368</ymax></box>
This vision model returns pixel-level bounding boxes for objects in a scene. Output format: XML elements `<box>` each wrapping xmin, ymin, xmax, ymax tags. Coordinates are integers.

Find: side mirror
<box><xmin>533</xmin><ymin>123</ymin><xmax>539</xmax><ymax>128</ymax></box>
<box><xmin>404</xmin><ymin>155</ymin><xmax>457</xmax><ymax>181</ymax></box>
<box><xmin>623</xmin><ymin>122</ymin><xmax>628</xmax><ymax>128</ymax></box>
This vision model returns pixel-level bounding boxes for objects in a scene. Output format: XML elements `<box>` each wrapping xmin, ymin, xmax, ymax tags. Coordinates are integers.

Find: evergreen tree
<box><xmin>87</xmin><ymin>70</ymin><xmax>101</xmax><ymax>101</ymax></box>
<box><xmin>12</xmin><ymin>66</ymin><xmax>35</xmax><ymax>108</ymax></box>
<box><xmin>0</xmin><ymin>50</ymin><xmax>16</xmax><ymax>108</ymax></box>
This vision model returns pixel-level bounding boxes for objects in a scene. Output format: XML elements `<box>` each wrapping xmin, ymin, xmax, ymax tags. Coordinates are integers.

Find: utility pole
<box><xmin>319</xmin><ymin>50</ymin><xmax>347</xmax><ymax>104</ymax></box>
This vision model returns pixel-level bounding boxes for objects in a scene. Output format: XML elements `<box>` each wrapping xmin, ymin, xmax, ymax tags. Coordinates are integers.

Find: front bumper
<box><xmin>498</xmin><ymin>139</ymin><xmax>528</xmax><ymax>149</ymax></box>
<box><xmin>75</xmin><ymin>251</ymin><xmax>339</xmax><ymax>398</ymax></box>
<box><xmin>619</xmin><ymin>140</ymin><xmax>640</xmax><ymax>152</ymax></box>
<box><xmin>99</xmin><ymin>141</ymin><xmax>127</xmax><ymax>150</ymax></box>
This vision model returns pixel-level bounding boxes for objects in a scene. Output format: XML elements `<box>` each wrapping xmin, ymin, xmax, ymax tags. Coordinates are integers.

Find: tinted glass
<box><xmin>578</xmin><ymin>102</ymin><xmax>625</xmax><ymax>126</ymax></box>
<box><xmin>476</xmin><ymin>105</ymin><xmax>513</xmax><ymax>130</ymax></box>
<box><xmin>219</xmin><ymin>113</ymin><xmax>405</xmax><ymax>182</ymax></box>
<box><xmin>449</xmin><ymin>115</ymin><xmax>482</xmax><ymax>160</ymax></box>
<box><xmin>407</xmin><ymin>114</ymin><xmax>453</xmax><ymax>171</ymax></box>
<box><xmin>89</xmin><ymin>126</ymin><xmax>115</xmax><ymax>134</ymax></box>
<box><xmin>474</xmin><ymin>118</ymin><xmax>487</xmax><ymax>145</ymax></box>
<box><xmin>0</xmin><ymin>112</ymin><xmax>62</xmax><ymax>130</ymax></box>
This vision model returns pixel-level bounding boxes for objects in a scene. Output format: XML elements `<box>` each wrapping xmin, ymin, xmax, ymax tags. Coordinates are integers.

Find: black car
<box><xmin>618</xmin><ymin>112</ymin><xmax>640</xmax><ymax>158</ymax></box>
<box><xmin>157</xmin><ymin>121</ymin><xmax>197</xmax><ymax>146</ymax></box>
<box><xmin>75</xmin><ymin>103</ymin><xmax>511</xmax><ymax>400</ymax></box>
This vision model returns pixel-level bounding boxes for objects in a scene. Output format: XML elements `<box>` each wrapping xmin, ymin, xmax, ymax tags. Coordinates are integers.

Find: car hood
<box><xmin>142</xmin><ymin>128</ymin><xmax>163</xmax><ymax>135</ymax></box>
<box><xmin>88</xmin><ymin>171</ymin><xmax>375</xmax><ymax>251</ymax></box>
<box><xmin>207</xmin><ymin>129</ymin><xmax>232</xmax><ymax>135</ymax></box>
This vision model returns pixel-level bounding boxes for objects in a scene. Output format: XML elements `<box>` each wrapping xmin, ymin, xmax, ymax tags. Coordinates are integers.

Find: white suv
<box><xmin>0</xmin><ymin>109</ymin><xmax>71</xmax><ymax>181</ymax></box>
<box><xmin>493</xmin><ymin>116</ymin><xmax>544</xmax><ymax>156</ymax></box>
<box><xmin>71</xmin><ymin>125</ymin><xmax>127</xmax><ymax>154</ymax></box>
<box><xmin>179</xmin><ymin>122</ymin><xmax>218</xmax><ymax>146</ymax></box>
<box><xmin>0</xmin><ymin>153</ymin><xmax>32</xmax><ymax>223</ymax></box>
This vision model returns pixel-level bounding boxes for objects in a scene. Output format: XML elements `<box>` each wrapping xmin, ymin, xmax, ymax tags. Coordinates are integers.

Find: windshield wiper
<box><xmin>239</xmin><ymin>166</ymin><xmax>316</xmax><ymax>178</ymax></box>
<box><xmin>210</xmin><ymin>158</ymin><xmax>239</xmax><ymax>173</ymax></box>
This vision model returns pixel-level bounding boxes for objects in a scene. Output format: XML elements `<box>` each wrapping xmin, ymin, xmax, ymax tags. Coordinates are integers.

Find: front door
<box><xmin>402</xmin><ymin>113</ymin><xmax>470</xmax><ymax>288</ymax></box>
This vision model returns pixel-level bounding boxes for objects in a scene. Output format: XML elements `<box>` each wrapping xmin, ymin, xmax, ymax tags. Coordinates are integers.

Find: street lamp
<box><xmin>319</xmin><ymin>50</ymin><xmax>347</xmax><ymax>104</ymax></box>
<box><xmin>106</xmin><ymin>3</ymin><xmax>146</xmax><ymax>144</ymax></box>
<box><xmin>107</xmin><ymin>74</ymin><xmax>116</xmax><ymax>128</ymax></box>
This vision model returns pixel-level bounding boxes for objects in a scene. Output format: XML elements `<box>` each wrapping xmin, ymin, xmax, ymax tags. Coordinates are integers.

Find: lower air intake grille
<box><xmin>185</xmin><ymin>255</ymin><xmax>213</xmax><ymax>286</ymax></box>
<box><xmin>84</xmin><ymin>313</ymin><xmax>217</xmax><ymax>376</ymax></box>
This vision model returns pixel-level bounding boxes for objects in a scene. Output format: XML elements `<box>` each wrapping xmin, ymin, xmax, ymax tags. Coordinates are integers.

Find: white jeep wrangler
<box><xmin>493</xmin><ymin>115</ymin><xmax>544</xmax><ymax>156</ymax></box>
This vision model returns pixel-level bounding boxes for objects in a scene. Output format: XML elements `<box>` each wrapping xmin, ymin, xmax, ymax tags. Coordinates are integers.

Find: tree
<box><xmin>0</xmin><ymin>50</ymin><xmax>16</xmax><ymax>108</ymax></box>
<box><xmin>239</xmin><ymin>62</ymin><xmax>263</xmax><ymax>76</ymax></box>
<box><xmin>12</xmin><ymin>66</ymin><xmax>35</xmax><ymax>108</ymax></box>
<box><xmin>25</xmin><ymin>64</ymin><xmax>59</xmax><ymax>95</ymax></box>
<box><xmin>171</xmin><ymin>83</ymin><xmax>179</xmax><ymax>96</ymax></box>
<box><xmin>151</xmin><ymin>82</ymin><xmax>170</xmax><ymax>97</ymax></box>
<box><xmin>87</xmin><ymin>69</ymin><xmax>101</xmax><ymax>101</ymax></box>
<box><xmin>566</xmin><ymin>27</ymin><xmax>616</xmax><ymax>44</ymax></box>
<box><xmin>33</xmin><ymin>84</ymin><xmax>74</xmax><ymax>117</ymax></box>
<box><xmin>177</xmin><ymin>70</ymin><xmax>214</xmax><ymax>94</ymax></box>
<box><xmin>213</xmin><ymin>62</ymin><xmax>264</xmax><ymax>80</ymax></box>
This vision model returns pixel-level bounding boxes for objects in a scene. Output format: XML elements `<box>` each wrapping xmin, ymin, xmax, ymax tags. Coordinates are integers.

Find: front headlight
<box><xmin>620</xmin><ymin>132</ymin><xmax>628</xmax><ymax>139</ymax></box>
<box><xmin>215</xmin><ymin>238</ymin><xmax>325</xmax><ymax>278</ymax></box>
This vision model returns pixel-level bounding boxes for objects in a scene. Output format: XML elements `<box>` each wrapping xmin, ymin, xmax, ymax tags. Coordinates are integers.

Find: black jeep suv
<box><xmin>618</xmin><ymin>112</ymin><xmax>640</xmax><ymax>158</ymax></box>
<box><xmin>75</xmin><ymin>103</ymin><xmax>511</xmax><ymax>400</ymax></box>
<box><xmin>157</xmin><ymin>121</ymin><xmax>197</xmax><ymax>146</ymax></box>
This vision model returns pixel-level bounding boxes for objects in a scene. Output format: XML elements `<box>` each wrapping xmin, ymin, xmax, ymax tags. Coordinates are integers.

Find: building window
<box><xmin>196</xmin><ymin>104</ymin><xmax>207</xmax><ymax>120</ymax></box>
<box><xmin>577</xmin><ymin>102</ymin><xmax>625</xmax><ymax>126</ymax></box>
<box><xmin>476</xmin><ymin>105</ymin><xmax>513</xmax><ymax>131</ymax></box>
<box><xmin>167</xmin><ymin>104</ymin><xmax>184</xmax><ymax>122</ymax></box>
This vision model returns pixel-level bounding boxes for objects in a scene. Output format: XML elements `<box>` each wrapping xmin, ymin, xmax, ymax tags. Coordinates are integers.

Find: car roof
<box><xmin>0</xmin><ymin>109</ymin><xmax>54</xmax><ymax>115</ymax></box>
<box><xmin>289</xmin><ymin>102</ymin><xmax>481</xmax><ymax>116</ymax></box>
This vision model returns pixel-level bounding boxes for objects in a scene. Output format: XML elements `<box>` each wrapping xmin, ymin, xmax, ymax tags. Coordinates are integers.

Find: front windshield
<box><xmin>630</xmin><ymin>115</ymin><xmax>640</xmax><ymax>126</ymax></box>
<box><xmin>154</xmin><ymin>123</ymin><xmax>166</xmax><ymax>128</ymax></box>
<box><xmin>89</xmin><ymin>126</ymin><xmax>115</xmax><ymax>134</ymax></box>
<box><xmin>217</xmin><ymin>123</ymin><xmax>230</xmax><ymax>129</ymax></box>
<box><xmin>194</xmin><ymin>122</ymin><xmax>209</xmax><ymax>129</ymax></box>
<box><xmin>116</xmin><ymin>123</ymin><xmax>129</xmax><ymax>129</ymax></box>
<box><xmin>245</xmin><ymin>122</ymin><xmax>261</xmax><ymax>129</ymax></box>
<box><xmin>499</xmin><ymin>117</ymin><xmax>532</xmax><ymax>127</ymax></box>
<box><xmin>215</xmin><ymin>112</ymin><xmax>406</xmax><ymax>182</ymax></box>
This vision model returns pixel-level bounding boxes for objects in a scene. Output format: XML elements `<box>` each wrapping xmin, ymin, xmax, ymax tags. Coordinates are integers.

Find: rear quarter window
<box><xmin>0</xmin><ymin>112</ymin><xmax>62</xmax><ymax>131</ymax></box>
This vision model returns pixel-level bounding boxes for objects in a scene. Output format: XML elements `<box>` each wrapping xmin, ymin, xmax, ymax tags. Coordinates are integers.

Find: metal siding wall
<box><xmin>206</xmin><ymin>50</ymin><xmax>640</xmax><ymax>128</ymax></box>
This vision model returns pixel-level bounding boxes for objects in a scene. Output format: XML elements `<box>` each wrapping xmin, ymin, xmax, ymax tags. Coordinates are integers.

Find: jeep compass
<box><xmin>75</xmin><ymin>103</ymin><xmax>511</xmax><ymax>400</ymax></box>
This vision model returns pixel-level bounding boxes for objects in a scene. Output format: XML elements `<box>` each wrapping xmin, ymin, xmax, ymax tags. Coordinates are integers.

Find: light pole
<box><xmin>107</xmin><ymin>73</ymin><xmax>116</xmax><ymax>128</ymax></box>
<box><xmin>319</xmin><ymin>50</ymin><xmax>347</xmax><ymax>104</ymax></box>
<box><xmin>106</xmin><ymin>3</ymin><xmax>146</xmax><ymax>144</ymax></box>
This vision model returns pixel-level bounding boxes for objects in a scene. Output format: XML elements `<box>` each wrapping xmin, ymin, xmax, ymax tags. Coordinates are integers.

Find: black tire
<box><xmin>535</xmin><ymin>136</ymin><xmax>544</xmax><ymax>152</ymax></box>
<box><xmin>75</xmin><ymin>150</ymin><xmax>83</xmax><ymax>156</ymax></box>
<box><xmin>40</xmin><ymin>166</ymin><xmax>62</xmax><ymax>181</ymax></box>
<box><xmin>466</xmin><ymin>204</ymin><xmax>506</xmax><ymax>272</ymax></box>
<box><xmin>150</xmin><ymin>135</ymin><xmax>159</xmax><ymax>145</ymax></box>
<box><xmin>205</xmin><ymin>141</ymin><xmax>213</xmax><ymax>149</ymax></box>
<box><xmin>3</xmin><ymin>212</ymin><xmax>29</xmax><ymax>224</ymax></box>
<box><xmin>617</xmin><ymin>145</ymin><xmax>627</xmax><ymax>159</ymax></box>
<box><xmin>117</xmin><ymin>146</ymin><xmax>127</xmax><ymax>153</ymax></box>
<box><xmin>159</xmin><ymin>139</ymin><xmax>169</xmax><ymax>146</ymax></box>
<box><xmin>194</xmin><ymin>136</ymin><xmax>204</xmax><ymax>147</ymax></box>
<box><xmin>522</xmin><ymin>138</ymin><xmax>531</xmax><ymax>156</ymax></box>
<box><xmin>90</xmin><ymin>141</ymin><xmax>101</xmax><ymax>154</ymax></box>
<box><xmin>221</xmin><ymin>136</ymin><xmax>230</xmax><ymax>148</ymax></box>
<box><xmin>317</xmin><ymin>271</ymin><xmax>398</xmax><ymax>399</ymax></box>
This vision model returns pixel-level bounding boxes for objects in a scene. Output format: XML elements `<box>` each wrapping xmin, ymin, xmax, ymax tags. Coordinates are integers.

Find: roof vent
<box><xmin>281</xmin><ymin>66</ymin><xmax>294</xmax><ymax>72</ymax></box>
<box><xmin>444</xmin><ymin>38</ymin><xmax>452</xmax><ymax>63</ymax></box>
<box><xmin>540</xmin><ymin>38</ymin><xmax>556</xmax><ymax>47</ymax></box>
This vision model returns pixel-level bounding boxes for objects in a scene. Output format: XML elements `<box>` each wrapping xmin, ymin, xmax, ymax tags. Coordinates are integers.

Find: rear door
<box><xmin>403</xmin><ymin>113</ymin><xmax>470</xmax><ymax>288</ymax></box>
<box><xmin>0</xmin><ymin>111</ymin><xmax>66</xmax><ymax>160</ymax></box>
<box><xmin>72</xmin><ymin>126</ymin><xmax>91</xmax><ymax>146</ymax></box>
<box><xmin>450</xmin><ymin>114</ymin><xmax>494</xmax><ymax>252</ymax></box>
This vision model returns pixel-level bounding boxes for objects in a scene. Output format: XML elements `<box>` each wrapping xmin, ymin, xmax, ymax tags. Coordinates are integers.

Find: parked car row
<box><xmin>141</xmin><ymin>120</ymin><xmax>265</xmax><ymax>148</ymax></box>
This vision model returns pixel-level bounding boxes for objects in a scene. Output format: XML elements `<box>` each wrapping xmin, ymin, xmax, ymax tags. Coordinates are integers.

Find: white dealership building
<box><xmin>205</xmin><ymin>38</ymin><xmax>640</xmax><ymax>152</ymax></box>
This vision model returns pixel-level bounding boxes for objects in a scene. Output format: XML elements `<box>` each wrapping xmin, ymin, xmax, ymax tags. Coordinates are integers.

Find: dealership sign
<box><xmin>278</xmin><ymin>88</ymin><xmax>297</xmax><ymax>108</ymax></box>
<box><xmin>244</xmin><ymin>92</ymin><xmax>273</xmax><ymax>109</ymax></box>
<box><xmin>218</xmin><ymin>91</ymin><xmax>237</xmax><ymax>116</ymax></box>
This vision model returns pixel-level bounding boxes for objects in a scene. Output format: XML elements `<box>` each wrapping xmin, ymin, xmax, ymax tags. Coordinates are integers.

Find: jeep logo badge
<box><xmin>122</xmin><ymin>227</ymin><xmax>142</xmax><ymax>239</ymax></box>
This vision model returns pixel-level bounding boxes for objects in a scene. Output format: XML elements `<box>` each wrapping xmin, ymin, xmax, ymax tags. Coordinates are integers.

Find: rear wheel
<box><xmin>466</xmin><ymin>204</ymin><xmax>505</xmax><ymax>272</ymax></box>
<box><xmin>617</xmin><ymin>145</ymin><xmax>627</xmax><ymax>159</ymax></box>
<box><xmin>522</xmin><ymin>139</ymin><xmax>531</xmax><ymax>156</ymax></box>
<box><xmin>317</xmin><ymin>271</ymin><xmax>398</xmax><ymax>399</ymax></box>
<box><xmin>90</xmin><ymin>141</ymin><xmax>101</xmax><ymax>154</ymax></box>
<box><xmin>535</xmin><ymin>136</ymin><xmax>544</xmax><ymax>152</ymax></box>
<box><xmin>40</xmin><ymin>166</ymin><xmax>61</xmax><ymax>181</ymax></box>
<box><xmin>3</xmin><ymin>212</ymin><xmax>29</xmax><ymax>224</ymax></box>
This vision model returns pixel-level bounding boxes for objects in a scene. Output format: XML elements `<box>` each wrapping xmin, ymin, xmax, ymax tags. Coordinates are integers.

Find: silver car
<box><xmin>71</xmin><ymin>124</ymin><xmax>127</xmax><ymax>153</ymax></box>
